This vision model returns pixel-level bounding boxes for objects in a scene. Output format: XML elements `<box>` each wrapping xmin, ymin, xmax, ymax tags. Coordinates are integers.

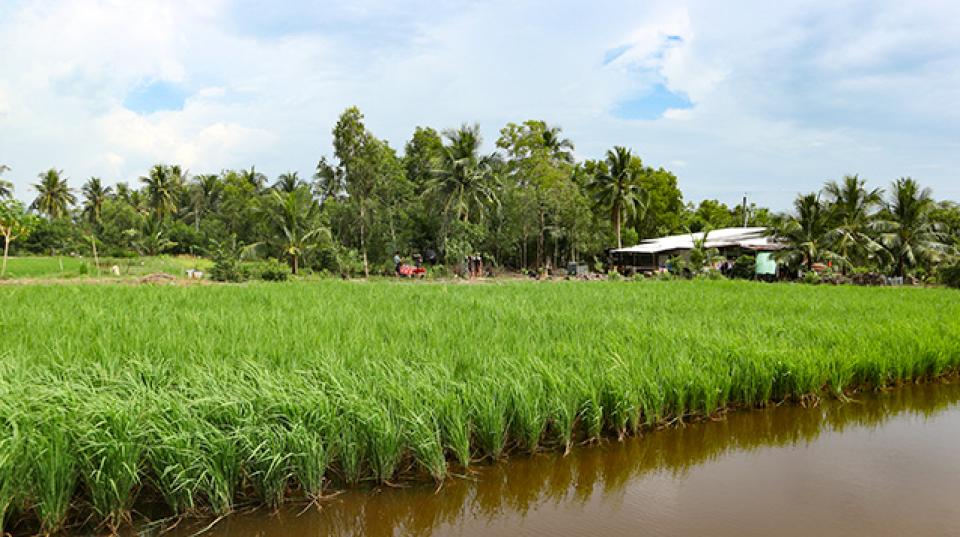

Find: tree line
<box><xmin>1</xmin><ymin>107</ymin><xmax>958</xmax><ymax>280</ymax></box>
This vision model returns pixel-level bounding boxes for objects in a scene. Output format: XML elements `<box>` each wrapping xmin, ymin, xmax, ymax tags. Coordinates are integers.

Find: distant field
<box><xmin>0</xmin><ymin>280</ymin><xmax>958</xmax><ymax>533</ymax></box>
<box><xmin>0</xmin><ymin>255</ymin><xmax>211</xmax><ymax>279</ymax></box>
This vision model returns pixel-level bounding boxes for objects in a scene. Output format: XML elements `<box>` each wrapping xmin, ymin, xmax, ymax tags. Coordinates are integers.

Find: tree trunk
<box><xmin>360</xmin><ymin>200</ymin><xmax>369</xmax><ymax>278</ymax></box>
<box><xmin>91</xmin><ymin>236</ymin><xmax>100</xmax><ymax>278</ymax></box>
<box><xmin>537</xmin><ymin>206</ymin><xmax>545</xmax><ymax>269</ymax></box>
<box><xmin>293</xmin><ymin>255</ymin><xmax>298</xmax><ymax>275</ymax></box>
<box><xmin>614</xmin><ymin>207</ymin><xmax>622</xmax><ymax>249</ymax></box>
<box><xmin>2</xmin><ymin>235</ymin><xmax>9</xmax><ymax>277</ymax></box>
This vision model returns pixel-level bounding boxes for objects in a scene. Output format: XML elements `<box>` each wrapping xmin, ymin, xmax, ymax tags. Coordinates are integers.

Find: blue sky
<box><xmin>0</xmin><ymin>0</ymin><xmax>958</xmax><ymax>210</ymax></box>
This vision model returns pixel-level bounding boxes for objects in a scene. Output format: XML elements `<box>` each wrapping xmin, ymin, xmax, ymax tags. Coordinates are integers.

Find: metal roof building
<box><xmin>611</xmin><ymin>227</ymin><xmax>783</xmax><ymax>271</ymax></box>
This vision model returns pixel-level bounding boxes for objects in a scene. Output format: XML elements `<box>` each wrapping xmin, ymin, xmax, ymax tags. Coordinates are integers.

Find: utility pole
<box><xmin>741</xmin><ymin>195</ymin><xmax>749</xmax><ymax>227</ymax></box>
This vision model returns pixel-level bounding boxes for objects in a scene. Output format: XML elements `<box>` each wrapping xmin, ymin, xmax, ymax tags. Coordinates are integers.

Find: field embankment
<box><xmin>1</xmin><ymin>280</ymin><xmax>958</xmax><ymax>533</ymax></box>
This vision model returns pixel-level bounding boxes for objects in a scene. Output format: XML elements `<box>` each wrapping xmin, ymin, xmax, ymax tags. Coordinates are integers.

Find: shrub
<box><xmin>209</xmin><ymin>250</ymin><xmax>248</xmax><ymax>283</ymax></box>
<box><xmin>940</xmin><ymin>264</ymin><xmax>960</xmax><ymax>289</ymax></box>
<box><xmin>731</xmin><ymin>255</ymin><xmax>755</xmax><ymax>279</ymax></box>
<box><xmin>801</xmin><ymin>271</ymin><xmax>821</xmax><ymax>285</ymax></box>
<box><xmin>606</xmin><ymin>270</ymin><xmax>622</xmax><ymax>281</ymax></box>
<box><xmin>254</xmin><ymin>259</ymin><xmax>289</xmax><ymax>282</ymax></box>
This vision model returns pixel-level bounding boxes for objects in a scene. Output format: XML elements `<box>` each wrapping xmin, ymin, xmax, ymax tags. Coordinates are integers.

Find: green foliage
<box><xmin>208</xmin><ymin>237</ymin><xmax>250</xmax><ymax>282</ymax></box>
<box><xmin>940</xmin><ymin>264</ymin><xmax>960</xmax><ymax>289</ymax></box>
<box><xmin>1</xmin><ymin>281</ymin><xmax>959</xmax><ymax>530</ymax></box>
<box><xmin>253</xmin><ymin>258</ymin><xmax>290</xmax><ymax>281</ymax></box>
<box><xmin>731</xmin><ymin>255</ymin><xmax>756</xmax><ymax>279</ymax></box>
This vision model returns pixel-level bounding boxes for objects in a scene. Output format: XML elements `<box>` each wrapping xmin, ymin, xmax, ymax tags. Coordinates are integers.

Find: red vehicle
<box><xmin>398</xmin><ymin>264</ymin><xmax>426</xmax><ymax>278</ymax></box>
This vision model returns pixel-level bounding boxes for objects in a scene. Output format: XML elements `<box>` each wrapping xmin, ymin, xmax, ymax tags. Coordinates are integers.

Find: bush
<box><xmin>208</xmin><ymin>243</ymin><xmax>249</xmax><ymax>282</ymax></box>
<box><xmin>606</xmin><ymin>269</ymin><xmax>622</xmax><ymax>281</ymax></box>
<box><xmin>731</xmin><ymin>255</ymin><xmax>755</xmax><ymax>279</ymax></box>
<box><xmin>428</xmin><ymin>264</ymin><xmax>450</xmax><ymax>279</ymax></box>
<box><xmin>801</xmin><ymin>271</ymin><xmax>821</xmax><ymax>285</ymax></box>
<box><xmin>940</xmin><ymin>264</ymin><xmax>960</xmax><ymax>289</ymax></box>
<box><xmin>253</xmin><ymin>259</ymin><xmax>289</xmax><ymax>282</ymax></box>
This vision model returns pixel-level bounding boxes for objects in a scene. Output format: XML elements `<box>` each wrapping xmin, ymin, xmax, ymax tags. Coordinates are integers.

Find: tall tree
<box><xmin>587</xmin><ymin>146</ymin><xmax>644</xmax><ymax>248</ymax></box>
<box><xmin>403</xmin><ymin>126</ymin><xmax>444</xmax><ymax>194</ymax></box>
<box><xmin>81</xmin><ymin>177</ymin><xmax>112</xmax><ymax>226</ymax></box>
<box><xmin>497</xmin><ymin>120</ymin><xmax>575</xmax><ymax>267</ymax></box>
<box><xmin>428</xmin><ymin>124</ymin><xmax>500</xmax><ymax>254</ymax></box>
<box><xmin>141</xmin><ymin>164</ymin><xmax>182</xmax><ymax>222</ymax></box>
<box><xmin>0</xmin><ymin>165</ymin><xmax>12</xmax><ymax>199</ymax></box>
<box><xmin>187</xmin><ymin>174</ymin><xmax>223</xmax><ymax>231</ymax></box>
<box><xmin>875</xmin><ymin>178</ymin><xmax>946</xmax><ymax>277</ymax></box>
<box><xmin>31</xmin><ymin>169</ymin><xmax>76</xmax><ymax>219</ymax></box>
<box><xmin>822</xmin><ymin>174</ymin><xmax>883</xmax><ymax>269</ymax></box>
<box><xmin>329</xmin><ymin>106</ymin><xmax>391</xmax><ymax>277</ymax></box>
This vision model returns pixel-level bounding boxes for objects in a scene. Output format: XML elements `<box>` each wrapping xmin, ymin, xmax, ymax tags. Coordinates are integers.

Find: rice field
<box><xmin>0</xmin><ymin>255</ymin><xmax>211</xmax><ymax>280</ymax></box>
<box><xmin>1</xmin><ymin>280</ymin><xmax>958</xmax><ymax>533</ymax></box>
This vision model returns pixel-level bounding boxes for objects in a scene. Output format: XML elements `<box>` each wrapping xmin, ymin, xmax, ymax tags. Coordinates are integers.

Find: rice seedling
<box><xmin>0</xmin><ymin>279</ymin><xmax>958</xmax><ymax>532</ymax></box>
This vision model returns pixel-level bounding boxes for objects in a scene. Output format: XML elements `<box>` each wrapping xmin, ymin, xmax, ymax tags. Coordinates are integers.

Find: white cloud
<box><xmin>0</xmin><ymin>0</ymin><xmax>957</xmax><ymax>207</ymax></box>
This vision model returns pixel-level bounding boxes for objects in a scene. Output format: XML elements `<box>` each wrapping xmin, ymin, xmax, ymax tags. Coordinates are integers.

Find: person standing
<box><xmin>394</xmin><ymin>251</ymin><xmax>402</xmax><ymax>276</ymax></box>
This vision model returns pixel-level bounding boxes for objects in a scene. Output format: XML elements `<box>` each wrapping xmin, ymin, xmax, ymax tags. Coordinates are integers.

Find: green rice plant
<box><xmin>30</xmin><ymin>424</ymin><xmax>78</xmax><ymax>532</ymax></box>
<box><xmin>287</xmin><ymin>423</ymin><xmax>329</xmax><ymax>498</ymax></box>
<box><xmin>76</xmin><ymin>400</ymin><xmax>144</xmax><ymax>528</ymax></box>
<box><xmin>243</xmin><ymin>424</ymin><xmax>293</xmax><ymax>508</ymax></box>
<box><xmin>0</xmin><ymin>279</ymin><xmax>958</xmax><ymax>530</ymax></box>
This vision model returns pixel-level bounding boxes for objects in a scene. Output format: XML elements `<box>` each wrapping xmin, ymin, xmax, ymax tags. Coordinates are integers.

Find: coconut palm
<box><xmin>241</xmin><ymin>166</ymin><xmax>267</xmax><ymax>193</ymax></box>
<box><xmin>823</xmin><ymin>174</ymin><xmax>883</xmax><ymax>270</ymax></box>
<box><xmin>187</xmin><ymin>174</ymin><xmax>223</xmax><ymax>231</ymax></box>
<box><xmin>588</xmin><ymin>146</ymin><xmax>644</xmax><ymax>248</ymax></box>
<box><xmin>141</xmin><ymin>164</ymin><xmax>182</xmax><ymax>222</ymax></box>
<box><xmin>541</xmin><ymin>124</ymin><xmax>575</xmax><ymax>164</ymax></box>
<box><xmin>0</xmin><ymin>165</ymin><xmax>12</xmax><ymax>199</ymax></box>
<box><xmin>31</xmin><ymin>169</ymin><xmax>76</xmax><ymax>219</ymax></box>
<box><xmin>771</xmin><ymin>192</ymin><xmax>842</xmax><ymax>271</ymax></box>
<box><xmin>260</xmin><ymin>186</ymin><xmax>329</xmax><ymax>274</ymax></box>
<box><xmin>428</xmin><ymin>124</ymin><xmax>500</xmax><ymax>225</ymax></box>
<box><xmin>874</xmin><ymin>177</ymin><xmax>946</xmax><ymax>277</ymax></box>
<box><xmin>81</xmin><ymin>177</ymin><xmax>112</xmax><ymax>225</ymax></box>
<box><xmin>272</xmin><ymin>171</ymin><xmax>303</xmax><ymax>193</ymax></box>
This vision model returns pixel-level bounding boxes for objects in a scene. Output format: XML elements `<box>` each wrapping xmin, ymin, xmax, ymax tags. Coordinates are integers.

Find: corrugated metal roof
<box><xmin>612</xmin><ymin>227</ymin><xmax>783</xmax><ymax>254</ymax></box>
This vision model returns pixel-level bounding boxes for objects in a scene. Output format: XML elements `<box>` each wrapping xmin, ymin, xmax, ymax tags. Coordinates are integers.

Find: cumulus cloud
<box><xmin>0</xmin><ymin>0</ymin><xmax>957</xmax><ymax>207</ymax></box>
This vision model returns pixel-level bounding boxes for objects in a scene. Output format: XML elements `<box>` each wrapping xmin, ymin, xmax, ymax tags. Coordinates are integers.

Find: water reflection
<box><xmin>166</xmin><ymin>381</ymin><xmax>960</xmax><ymax>537</ymax></box>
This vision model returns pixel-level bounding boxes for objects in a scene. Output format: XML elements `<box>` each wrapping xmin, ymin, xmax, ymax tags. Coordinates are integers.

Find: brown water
<box><xmin>165</xmin><ymin>382</ymin><xmax>960</xmax><ymax>537</ymax></box>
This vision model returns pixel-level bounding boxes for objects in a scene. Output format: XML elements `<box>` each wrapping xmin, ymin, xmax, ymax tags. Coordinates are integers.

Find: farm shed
<box><xmin>611</xmin><ymin>227</ymin><xmax>784</xmax><ymax>272</ymax></box>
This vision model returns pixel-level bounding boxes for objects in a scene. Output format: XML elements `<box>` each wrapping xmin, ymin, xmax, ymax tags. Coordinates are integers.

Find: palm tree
<box><xmin>31</xmin><ymin>169</ymin><xmax>76</xmax><ymax>218</ymax></box>
<box><xmin>241</xmin><ymin>166</ymin><xmax>267</xmax><ymax>193</ymax></box>
<box><xmin>0</xmin><ymin>165</ymin><xmax>12</xmax><ymax>199</ymax></box>
<box><xmin>141</xmin><ymin>164</ymin><xmax>182</xmax><ymax>222</ymax></box>
<box><xmin>541</xmin><ymin>125</ymin><xmax>575</xmax><ymax>164</ymax></box>
<box><xmin>874</xmin><ymin>178</ymin><xmax>946</xmax><ymax>277</ymax></box>
<box><xmin>822</xmin><ymin>174</ymin><xmax>883</xmax><ymax>270</ymax></box>
<box><xmin>588</xmin><ymin>146</ymin><xmax>644</xmax><ymax>248</ymax></box>
<box><xmin>187</xmin><ymin>174</ymin><xmax>223</xmax><ymax>231</ymax></box>
<box><xmin>272</xmin><ymin>172</ymin><xmax>303</xmax><ymax>193</ymax></box>
<box><xmin>770</xmin><ymin>192</ymin><xmax>840</xmax><ymax>271</ymax></box>
<box><xmin>688</xmin><ymin>228</ymin><xmax>722</xmax><ymax>271</ymax></box>
<box><xmin>261</xmin><ymin>186</ymin><xmax>329</xmax><ymax>274</ymax></box>
<box><xmin>81</xmin><ymin>177</ymin><xmax>112</xmax><ymax>225</ymax></box>
<box><xmin>428</xmin><ymin>124</ymin><xmax>500</xmax><ymax>226</ymax></box>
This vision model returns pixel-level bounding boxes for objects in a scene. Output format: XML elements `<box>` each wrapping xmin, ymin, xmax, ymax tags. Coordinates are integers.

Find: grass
<box><xmin>0</xmin><ymin>279</ymin><xmax>958</xmax><ymax>532</ymax></box>
<box><xmin>0</xmin><ymin>255</ymin><xmax>211</xmax><ymax>280</ymax></box>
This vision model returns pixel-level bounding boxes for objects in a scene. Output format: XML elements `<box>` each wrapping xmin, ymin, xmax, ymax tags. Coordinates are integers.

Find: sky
<box><xmin>1</xmin><ymin>0</ymin><xmax>958</xmax><ymax>210</ymax></box>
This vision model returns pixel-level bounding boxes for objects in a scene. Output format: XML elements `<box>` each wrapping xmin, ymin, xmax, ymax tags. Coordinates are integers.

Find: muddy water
<box><xmin>167</xmin><ymin>382</ymin><xmax>960</xmax><ymax>537</ymax></box>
